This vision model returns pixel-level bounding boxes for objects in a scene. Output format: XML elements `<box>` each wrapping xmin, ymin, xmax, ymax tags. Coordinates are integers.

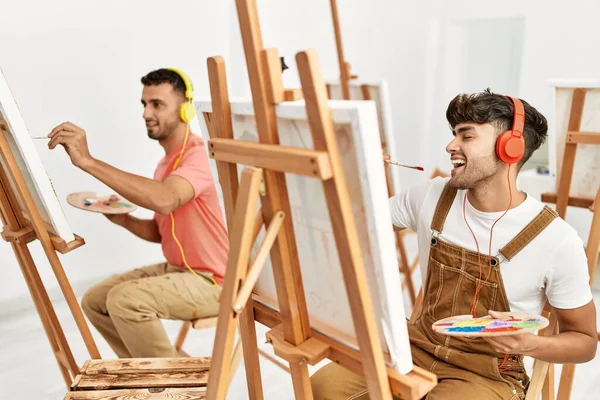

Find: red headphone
<box><xmin>495</xmin><ymin>96</ymin><xmax>525</xmax><ymax>164</ymax></box>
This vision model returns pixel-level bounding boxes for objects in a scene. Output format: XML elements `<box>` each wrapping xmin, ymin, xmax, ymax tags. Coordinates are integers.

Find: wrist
<box><xmin>522</xmin><ymin>334</ymin><xmax>543</xmax><ymax>357</ymax></box>
<box><xmin>78</xmin><ymin>156</ymin><xmax>97</xmax><ymax>172</ymax></box>
<box><xmin>121</xmin><ymin>214</ymin><xmax>133</xmax><ymax>228</ymax></box>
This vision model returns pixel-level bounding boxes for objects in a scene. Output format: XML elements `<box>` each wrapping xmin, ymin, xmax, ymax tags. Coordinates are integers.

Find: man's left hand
<box><xmin>483</xmin><ymin>310</ymin><xmax>539</xmax><ymax>355</ymax></box>
<box><xmin>48</xmin><ymin>122</ymin><xmax>94</xmax><ymax>169</ymax></box>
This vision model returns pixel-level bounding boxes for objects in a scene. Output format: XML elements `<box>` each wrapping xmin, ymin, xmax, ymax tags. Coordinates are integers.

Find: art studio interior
<box><xmin>0</xmin><ymin>1</ymin><xmax>599</xmax><ymax>399</ymax></box>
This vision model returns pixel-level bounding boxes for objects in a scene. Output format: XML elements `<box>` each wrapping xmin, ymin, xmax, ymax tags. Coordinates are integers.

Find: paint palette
<box><xmin>67</xmin><ymin>192</ymin><xmax>137</xmax><ymax>214</ymax></box>
<box><xmin>432</xmin><ymin>312</ymin><xmax>549</xmax><ymax>337</ymax></box>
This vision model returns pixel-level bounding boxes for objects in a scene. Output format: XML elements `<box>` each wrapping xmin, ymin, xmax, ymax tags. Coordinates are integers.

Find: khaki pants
<box><xmin>81</xmin><ymin>262</ymin><xmax>221</xmax><ymax>358</ymax></box>
<box><xmin>310</xmin><ymin>341</ymin><xmax>525</xmax><ymax>400</ymax></box>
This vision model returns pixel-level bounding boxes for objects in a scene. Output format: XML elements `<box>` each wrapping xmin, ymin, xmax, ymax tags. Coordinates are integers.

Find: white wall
<box><xmin>0</xmin><ymin>0</ymin><xmax>232</xmax><ymax>310</ymax></box>
<box><xmin>430</xmin><ymin>0</ymin><xmax>600</xmax><ymax>171</ymax></box>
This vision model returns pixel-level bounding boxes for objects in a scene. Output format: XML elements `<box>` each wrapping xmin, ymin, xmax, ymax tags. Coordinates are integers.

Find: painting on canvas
<box><xmin>197</xmin><ymin>99</ymin><xmax>413</xmax><ymax>374</ymax></box>
<box><xmin>0</xmin><ymin>68</ymin><xmax>74</xmax><ymax>242</ymax></box>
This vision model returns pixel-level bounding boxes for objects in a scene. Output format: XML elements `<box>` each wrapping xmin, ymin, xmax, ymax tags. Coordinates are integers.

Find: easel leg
<box><xmin>174</xmin><ymin>321</ymin><xmax>192</xmax><ymax>352</ymax></box>
<box><xmin>0</xmin><ymin>129</ymin><xmax>101</xmax><ymax>361</ymax></box>
<box><xmin>239</xmin><ymin>300</ymin><xmax>264</xmax><ymax>400</ymax></box>
<box><xmin>13</xmin><ymin>242</ymin><xmax>79</xmax><ymax>382</ymax></box>
<box><xmin>542</xmin><ymin>363</ymin><xmax>555</xmax><ymax>400</ymax></box>
<box><xmin>206</xmin><ymin>168</ymin><xmax>265</xmax><ymax>400</ymax></box>
<box><xmin>235</xmin><ymin>1</ymin><xmax>314</xmax><ymax>398</ymax></box>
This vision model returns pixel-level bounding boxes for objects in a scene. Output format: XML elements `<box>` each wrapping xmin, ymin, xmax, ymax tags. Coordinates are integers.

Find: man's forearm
<box><xmin>81</xmin><ymin>158</ymin><xmax>174</xmax><ymax>214</ymax></box>
<box><xmin>122</xmin><ymin>216</ymin><xmax>161</xmax><ymax>243</ymax></box>
<box><xmin>527</xmin><ymin>331</ymin><xmax>597</xmax><ymax>363</ymax></box>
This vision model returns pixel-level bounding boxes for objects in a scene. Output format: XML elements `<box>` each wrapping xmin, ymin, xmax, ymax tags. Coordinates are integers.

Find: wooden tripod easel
<box><xmin>0</xmin><ymin>115</ymin><xmax>100</xmax><ymax>388</ymax></box>
<box><xmin>539</xmin><ymin>87</ymin><xmax>600</xmax><ymax>400</ymax></box>
<box><xmin>326</xmin><ymin>0</ymin><xmax>420</xmax><ymax>305</ymax></box>
<box><xmin>201</xmin><ymin>0</ymin><xmax>436</xmax><ymax>399</ymax></box>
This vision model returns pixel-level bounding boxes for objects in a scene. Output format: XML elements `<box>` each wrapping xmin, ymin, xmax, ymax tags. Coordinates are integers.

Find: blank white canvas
<box><xmin>197</xmin><ymin>99</ymin><xmax>413</xmax><ymax>374</ymax></box>
<box><xmin>548</xmin><ymin>81</ymin><xmax>600</xmax><ymax>198</ymax></box>
<box><xmin>0</xmin><ymin>68</ymin><xmax>74</xmax><ymax>242</ymax></box>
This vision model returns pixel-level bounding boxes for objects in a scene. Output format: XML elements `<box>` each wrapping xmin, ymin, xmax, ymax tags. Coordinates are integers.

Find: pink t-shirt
<box><xmin>153</xmin><ymin>134</ymin><xmax>228</xmax><ymax>285</ymax></box>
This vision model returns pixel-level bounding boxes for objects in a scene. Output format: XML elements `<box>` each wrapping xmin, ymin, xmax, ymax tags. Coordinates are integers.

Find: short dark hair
<box><xmin>446</xmin><ymin>88</ymin><xmax>548</xmax><ymax>168</ymax></box>
<box><xmin>140</xmin><ymin>68</ymin><xmax>187</xmax><ymax>99</ymax></box>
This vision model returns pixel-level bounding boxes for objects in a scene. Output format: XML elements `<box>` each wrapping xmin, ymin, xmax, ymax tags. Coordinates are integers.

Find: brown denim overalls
<box><xmin>407</xmin><ymin>183</ymin><xmax>558</xmax><ymax>399</ymax></box>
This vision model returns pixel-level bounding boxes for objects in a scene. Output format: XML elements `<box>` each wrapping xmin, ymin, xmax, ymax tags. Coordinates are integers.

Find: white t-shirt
<box><xmin>389</xmin><ymin>177</ymin><xmax>593</xmax><ymax>315</ymax></box>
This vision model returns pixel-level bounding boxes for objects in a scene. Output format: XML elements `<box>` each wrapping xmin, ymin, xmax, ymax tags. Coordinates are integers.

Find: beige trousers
<box><xmin>81</xmin><ymin>262</ymin><xmax>221</xmax><ymax>358</ymax></box>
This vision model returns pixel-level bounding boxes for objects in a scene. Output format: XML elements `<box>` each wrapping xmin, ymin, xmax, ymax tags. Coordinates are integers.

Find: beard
<box><xmin>146</xmin><ymin>118</ymin><xmax>179</xmax><ymax>141</ymax></box>
<box><xmin>448</xmin><ymin>154</ymin><xmax>501</xmax><ymax>190</ymax></box>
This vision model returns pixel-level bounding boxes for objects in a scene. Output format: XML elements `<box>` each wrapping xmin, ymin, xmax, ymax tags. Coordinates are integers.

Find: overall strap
<box><xmin>431</xmin><ymin>182</ymin><xmax>458</xmax><ymax>234</ymax></box>
<box><xmin>499</xmin><ymin>205</ymin><xmax>558</xmax><ymax>261</ymax></box>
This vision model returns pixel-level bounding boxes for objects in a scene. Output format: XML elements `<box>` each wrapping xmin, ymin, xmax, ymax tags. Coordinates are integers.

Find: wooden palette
<box><xmin>67</xmin><ymin>192</ymin><xmax>137</xmax><ymax>214</ymax></box>
<box><xmin>432</xmin><ymin>312</ymin><xmax>549</xmax><ymax>337</ymax></box>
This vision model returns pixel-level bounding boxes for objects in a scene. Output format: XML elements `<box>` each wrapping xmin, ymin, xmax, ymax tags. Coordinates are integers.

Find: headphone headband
<box><xmin>166</xmin><ymin>68</ymin><xmax>194</xmax><ymax>101</ymax></box>
<box><xmin>507</xmin><ymin>96</ymin><xmax>524</xmax><ymax>138</ymax></box>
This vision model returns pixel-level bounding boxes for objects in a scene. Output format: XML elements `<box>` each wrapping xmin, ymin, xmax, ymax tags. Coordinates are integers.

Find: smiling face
<box><xmin>141</xmin><ymin>83</ymin><xmax>184</xmax><ymax>141</ymax></box>
<box><xmin>445</xmin><ymin>122</ymin><xmax>503</xmax><ymax>189</ymax></box>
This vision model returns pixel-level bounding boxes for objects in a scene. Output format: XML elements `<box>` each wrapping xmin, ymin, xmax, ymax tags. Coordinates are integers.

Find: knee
<box><xmin>81</xmin><ymin>284</ymin><xmax>107</xmax><ymax>317</ymax></box>
<box><xmin>106</xmin><ymin>282</ymin><xmax>141</xmax><ymax>318</ymax></box>
<box><xmin>310</xmin><ymin>362</ymin><xmax>363</xmax><ymax>400</ymax></box>
<box><xmin>106</xmin><ymin>281</ymin><xmax>156</xmax><ymax>321</ymax></box>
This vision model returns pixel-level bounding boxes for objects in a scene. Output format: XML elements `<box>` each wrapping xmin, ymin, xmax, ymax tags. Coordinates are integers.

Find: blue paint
<box><xmin>446</xmin><ymin>326</ymin><xmax>484</xmax><ymax>333</ymax></box>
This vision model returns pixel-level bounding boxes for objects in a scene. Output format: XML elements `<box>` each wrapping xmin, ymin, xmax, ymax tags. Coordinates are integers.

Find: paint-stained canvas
<box><xmin>0</xmin><ymin>68</ymin><xmax>74</xmax><ymax>242</ymax></box>
<box><xmin>197</xmin><ymin>99</ymin><xmax>413</xmax><ymax>374</ymax></box>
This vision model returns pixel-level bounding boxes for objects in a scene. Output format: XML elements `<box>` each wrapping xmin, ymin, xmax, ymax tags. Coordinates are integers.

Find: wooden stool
<box><xmin>65</xmin><ymin>358</ymin><xmax>210</xmax><ymax>399</ymax></box>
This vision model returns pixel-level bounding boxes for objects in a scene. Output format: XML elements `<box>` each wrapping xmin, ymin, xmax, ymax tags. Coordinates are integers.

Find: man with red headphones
<box><xmin>311</xmin><ymin>90</ymin><xmax>597</xmax><ymax>399</ymax></box>
<box><xmin>46</xmin><ymin>68</ymin><xmax>229</xmax><ymax>358</ymax></box>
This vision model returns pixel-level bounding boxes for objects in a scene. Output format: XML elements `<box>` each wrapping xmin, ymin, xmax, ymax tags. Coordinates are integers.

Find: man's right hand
<box><xmin>103</xmin><ymin>213</ymin><xmax>129</xmax><ymax>227</ymax></box>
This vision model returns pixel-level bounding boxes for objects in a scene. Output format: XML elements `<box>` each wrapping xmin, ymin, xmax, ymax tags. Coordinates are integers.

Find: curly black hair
<box><xmin>446</xmin><ymin>88</ymin><xmax>548</xmax><ymax>168</ymax></box>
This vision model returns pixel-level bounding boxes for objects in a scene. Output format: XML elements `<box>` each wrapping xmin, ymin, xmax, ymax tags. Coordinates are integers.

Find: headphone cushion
<box><xmin>179</xmin><ymin>103</ymin><xmax>196</xmax><ymax>123</ymax></box>
<box><xmin>496</xmin><ymin>131</ymin><xmax>525</xmax><ymax>164</ymax></box>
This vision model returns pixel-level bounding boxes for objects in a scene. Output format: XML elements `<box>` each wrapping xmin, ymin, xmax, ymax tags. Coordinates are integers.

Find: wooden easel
<box><xmin>0</xmin><ymin>114</ymin><xmax>100</xmax><ymax>388</ymax></box>
<box><xmin>538</xmin><ymin>88</ymin><xmax>600</xmax><ymax>400</ymax></box>
<box><xmin>326</xmin><ymin>0</ymin><xmax>420</xmax><ymax>305</ymax></box>
<box><xmin>201</xmin><ymin>1</ymin><xmax>436</xmax><ymax>399</ymax></box>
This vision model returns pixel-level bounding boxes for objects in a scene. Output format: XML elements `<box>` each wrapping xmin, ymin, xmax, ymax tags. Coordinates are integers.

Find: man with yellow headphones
<box><xmin>47</xmin><ymin>68</ymin><xmax>229</xmax><ymax>358</ymax></box>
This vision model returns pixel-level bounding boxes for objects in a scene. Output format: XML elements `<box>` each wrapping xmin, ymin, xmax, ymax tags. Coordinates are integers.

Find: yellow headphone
<box><xmin>166</xmin><ymin>68</ymin><xmax>196</xmax><ymax>123</ymax></box>
<box><xmin>163</xmin><ymin>68</ymin><xmax>216</xmax><ymax>286</ymax></box>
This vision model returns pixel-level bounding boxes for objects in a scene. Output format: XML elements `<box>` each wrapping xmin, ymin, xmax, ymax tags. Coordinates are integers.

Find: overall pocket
<box><xmin>425</xmin><ymin>257</ymin><xmax>499</xmax><ymax>320</ymax></box>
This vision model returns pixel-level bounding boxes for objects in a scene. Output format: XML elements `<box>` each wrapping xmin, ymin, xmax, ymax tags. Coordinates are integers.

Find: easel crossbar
<box><xmin>208</xmin><ymin>138</ymin><xmax>333</xmax><ymax>180</ymax></box>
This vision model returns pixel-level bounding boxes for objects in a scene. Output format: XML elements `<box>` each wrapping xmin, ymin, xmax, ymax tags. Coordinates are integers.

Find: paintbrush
<box><xmin>384</xmin><ymin>159</ymin><xmax>424</xmax><ymax>171</ymax></box>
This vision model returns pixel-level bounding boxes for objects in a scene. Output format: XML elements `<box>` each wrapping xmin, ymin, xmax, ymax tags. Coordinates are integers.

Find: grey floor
<box><xmin>1</xmin><ymin>262</ymin><xmax>599</xmax><ymax>399</ymax></box>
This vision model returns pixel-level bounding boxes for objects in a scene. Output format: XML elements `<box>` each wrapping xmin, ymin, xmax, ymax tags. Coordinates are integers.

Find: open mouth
<box><xmin>451</xmin><ymin>159</ymin><xmax>466</xmax><ymax>171</ymax></box>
